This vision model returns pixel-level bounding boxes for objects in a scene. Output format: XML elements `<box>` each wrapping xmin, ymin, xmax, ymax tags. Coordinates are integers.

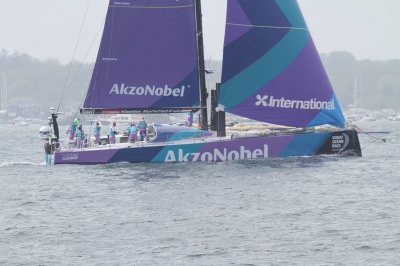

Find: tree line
<box><xmin>1</xmin><ymin>49</ymin><xmax>399</xmax><ymax>116</ymax></box>
<box><xmin>321</xmin><ymin>51</ymin><xmax>400</xmax><ymax>109</ymax></box>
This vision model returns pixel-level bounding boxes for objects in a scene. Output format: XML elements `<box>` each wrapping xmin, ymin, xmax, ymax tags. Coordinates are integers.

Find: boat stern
<box><xmin>315</xmin><ymin>129</ymin><xmax>362</xmax><ymax>157</ymax></box>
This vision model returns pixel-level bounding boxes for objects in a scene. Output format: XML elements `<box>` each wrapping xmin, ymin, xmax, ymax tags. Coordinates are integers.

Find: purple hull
<box><xmin>54</xmin><ymin>130</ymin><xmax>361</xmax><ymax>165</ymax></box>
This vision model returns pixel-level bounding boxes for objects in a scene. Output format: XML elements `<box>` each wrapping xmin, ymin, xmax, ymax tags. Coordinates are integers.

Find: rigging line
<box><xmin>57</xmin><ymin>0</ymin><xmax>92</xmax><ymax>113</ymax></box>
<box><xmin>362</xmin><ymin>138</ymin><xmax>381</xmax><ymax>150</ymax></box>
<box><xmin>69</xmin><ymin>23</ymin><xmax>104</xmax><ymax>124</ymax></box>
<box><xmin>66</xmin><ymin>22</ymin><xmax>103</xmax><ymax>105</ymax></box>
<box><xmin>354</xmin><ymin>125</ymin><xmax>387</xmax><ymax>143</ymax></box>
<box><xmin>72</xmin><ymin>84</ymin><xmax>89</xmax><ymax>125</ymax></box>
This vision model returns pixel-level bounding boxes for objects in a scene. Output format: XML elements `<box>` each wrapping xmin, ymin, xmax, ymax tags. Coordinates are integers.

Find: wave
<box><xmin>0</xmin><ymin>161</ymin><xmax>46</xmax><ymax>167</ymax></box>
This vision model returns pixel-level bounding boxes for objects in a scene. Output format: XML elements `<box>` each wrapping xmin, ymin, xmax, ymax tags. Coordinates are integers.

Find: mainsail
<box><xmin>220</xmin><ymin>0</ymin><xmax>346</xmax><ymax>128</ymax></box>
<box><xmin>84</xmin><ymin>0</ymin><xmax>201</xmax><ymax>113</ymax></box>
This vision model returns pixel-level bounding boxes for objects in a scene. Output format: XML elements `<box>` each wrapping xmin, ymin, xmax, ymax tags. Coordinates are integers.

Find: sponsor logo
<box><xmin>61</xmin><ymin>153</ymin><xmax>79</xmax><ymax>161</ymax></box>
<box><xmin>110</xmin><ymin>84</ymin><xmax>188</xmax><ymax>98</ymax></box>
<box><xmin>331</xmin><ymin>133</ymin><xmax>350</xmax><ymax>152</ymax></box>
<box><xmin>101</xmin><ymin>57</ymin><xmax>118</xmax><ymax>61</ymax></box>
<box><xmin>114</xmin><ymin>1</ymin><xmax>131</xmax><ymax>6</ymax></box>
<box><xmin>255</xmin><ymin>95</ymin><xmax>335</xmax><ymax>110</ymax></box>
<box><xmin>97</xmin><ymin>109</ymin><xmax>186</xmax><ymax>115</ymax></box>
<box><xmin>255</xmin><ymin>95</ymin><xmax>269</xmax><ymax>107</ymax></box>
<box><xmin>164</xmin><ymin>145</ymin><xmax>269</xmax><ymax>162</ymax></box>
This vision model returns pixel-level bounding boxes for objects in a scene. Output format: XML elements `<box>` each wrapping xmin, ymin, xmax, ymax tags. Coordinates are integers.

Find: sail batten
<box><xmin>84</xmin><ymin>0</ymin><xmax>201</xmax><ymax>111</ymax></box>
<box><xmin>220</xmin><ymin>0</ymin><xmax>346</xmax><ymax>128</ymax></box>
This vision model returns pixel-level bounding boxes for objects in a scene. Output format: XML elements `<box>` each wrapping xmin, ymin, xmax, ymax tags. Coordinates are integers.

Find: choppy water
<box><xmin>0</xmin><ymin>120</ymin><xmax>399</xmax><ymax>265</ymax></box>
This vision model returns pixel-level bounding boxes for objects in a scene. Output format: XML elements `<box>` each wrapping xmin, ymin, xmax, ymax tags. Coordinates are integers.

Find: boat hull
<box><xmin>54</xmin><ymin>130</ymin><xmax>361</xmax><ymax>165</ymax></box>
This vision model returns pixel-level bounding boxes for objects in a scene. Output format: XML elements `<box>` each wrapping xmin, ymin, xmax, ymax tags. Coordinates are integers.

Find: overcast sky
<box><xmin>0</xmin><ymin>0</ymin><xmax>399</xmax><ymax>63</ymax></box>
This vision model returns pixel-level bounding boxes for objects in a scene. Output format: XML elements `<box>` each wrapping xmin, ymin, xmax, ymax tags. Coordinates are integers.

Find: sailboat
<box><xmin>51</xmin><ymin>0</ymin><xmax>361</xmax><ymax>164</ymax></box>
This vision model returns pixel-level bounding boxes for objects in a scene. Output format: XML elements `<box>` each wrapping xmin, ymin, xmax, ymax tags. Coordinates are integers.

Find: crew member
<box><xmin>68</xmin><ymin>117</ymin><xmax>80</xmax><ymax>140</ymax></box>
<box><xmin>94</xmin><ymin>121</ymin><xmax>101</xmax><ymax>145</ymax></box>
<box><xmin>40</xmin><ymin>125</ymin><xmax>53</xmax><ymax>165</ymax></box>
<box><xmin>76</xmin><ymin>124</ymin><xmax>85</xmax><ymax>149</ymax></box>
<box><xmin>128</xmin><ymin>122</ymin><xmax>138</xmax><ymax>143</ymax></box>
<box><xmin>109</xmin><ymin>122</ymin><xmax>117</xmax><ymax>144</ymax></box>
<box><xmin>186</xmin><ymin>111</ymin><xmax>194</xmax><ymax>127</ymax></box>
<box><xmin>138</xmin><ymin>117</ymin><xmax>147</xmax><ymax>141</ymax></box>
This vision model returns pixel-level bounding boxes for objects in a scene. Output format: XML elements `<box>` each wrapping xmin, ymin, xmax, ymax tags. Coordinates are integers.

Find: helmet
<box><xmin>39</xmin><ymin>125</ymin><xmax>51</xmax><ymax>140</ymax></box>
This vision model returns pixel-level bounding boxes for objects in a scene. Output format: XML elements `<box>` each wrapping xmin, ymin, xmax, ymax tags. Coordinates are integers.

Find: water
<box><xmin>1</xmin><ymin>120</ymin><xmax>399</xmax><ymax>265</ymax></box>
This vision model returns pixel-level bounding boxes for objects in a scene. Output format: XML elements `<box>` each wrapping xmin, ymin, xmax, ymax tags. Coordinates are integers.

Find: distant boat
<box><xmin>10</xmin><ymin>117</ymin><xmax>30</xmax><ymax>127</ymax></box>
<box><xmin>49</xmin><ymin>0</ymin><xmax>361</xmax><ymax>165</ymax></box>
<box><xmin>9</xmin><ymin>121</ymin><xmax>30</xmax><ymax>127</ymax></box>
<box><xmin>387</xmin><ymin>114</ymin><xmax>400</xmax><ymax>121</ymax></box>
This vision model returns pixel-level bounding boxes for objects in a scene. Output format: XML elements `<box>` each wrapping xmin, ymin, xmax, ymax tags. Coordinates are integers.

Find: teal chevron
<box><xmin>278</xmin><ymin>132</ymin><xmax>330</xmax><ymax>157</ymax></box>
<box><xmin>220</xmin><ymin>29</ymin><xmax>310</xmax><ymax>110</ymax></box>
<box><xmin>306</xmin><ymin>95</ymin><xmax>346</xmax><ymax>127</ymax></box>
<box><xmin>275</xmin><ymin>0</ymin><xmax>307</xmax><ymax>28</ymax></box>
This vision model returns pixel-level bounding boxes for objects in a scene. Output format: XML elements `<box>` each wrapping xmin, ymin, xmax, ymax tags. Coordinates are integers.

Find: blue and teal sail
<box><xmin>220</xmin><ymin>0</ymin><xmax>345</xmax><ymax>128</ymax></box>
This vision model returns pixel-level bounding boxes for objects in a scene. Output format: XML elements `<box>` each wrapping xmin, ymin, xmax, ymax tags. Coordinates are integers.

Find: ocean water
<box><xmin>0</xmin><ymin>120</ymin><xmax>399</xmax><ymax>265</ymax></box>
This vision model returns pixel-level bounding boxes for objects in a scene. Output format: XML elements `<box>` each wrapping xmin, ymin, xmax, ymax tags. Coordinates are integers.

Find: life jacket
<box><xmin>109</xmin><ymin>127</ymin><xmax>116</xmax><ymax>137</ymax></box>
<box><xmin>138</xmin><ymin>121</ymin><xmax>147</xmax><ymax>129</ymax></box>
<box><xmin>129</xmin><ymin>126</ymin><xmax>137</xmax><ymax>134</ymax></box>
<box><xmin>94</xmin><ymin>126</ymin><xmax>101</xmax><ymax>135</ymax></box>
<box><xmin>44</xmin><ymin>142</ymin><xmax>52</xmax><ymax>155</ymax></box>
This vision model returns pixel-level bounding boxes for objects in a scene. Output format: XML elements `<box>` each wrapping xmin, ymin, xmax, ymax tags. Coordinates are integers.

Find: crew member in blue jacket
<box><xmin>68</xmin><ymin>117</ymin><xmax>80</xmax><ymax>140</ymax></box>
<box><xmin>138</xmin><ymin>117</ymin><xmax>147</xmax><ymax>141</ymax></box>
<box><xmin>76</xmin><ymin>124</ymin><xmax>85</xmax><ymax>149</ymax></box>
<box><xmin>94</xmin><ymin>121</ymin><xmax>101</xmax><ymax>145</ymax></box>
<box><xmin>109</xmin><ymin>122</ymin><xmax>117</xmax><ymax>144</ymax></box>
<box><xmin>128</xmin><ymin>123</ymin><xmax>138</xmax><ymax>143</ymax></box>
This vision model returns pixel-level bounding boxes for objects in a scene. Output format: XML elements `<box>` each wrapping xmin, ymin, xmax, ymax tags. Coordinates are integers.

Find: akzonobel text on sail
<box><xmin>109</xmin><ymin>84</ymin><xmax>189</xmax><ymax>97</ymax></box>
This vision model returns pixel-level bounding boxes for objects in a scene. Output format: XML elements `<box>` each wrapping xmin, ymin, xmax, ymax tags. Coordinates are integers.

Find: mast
<box><xmin>195</xmin><ymin>0</ymin><xmax>208</xmax><ymax>130</ymax></box>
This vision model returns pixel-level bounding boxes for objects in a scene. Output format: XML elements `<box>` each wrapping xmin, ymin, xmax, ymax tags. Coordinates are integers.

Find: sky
<box><xmin>0</xmin><ymin>0</ymin><xmax>399</xmax><ymax>63</ymax></box>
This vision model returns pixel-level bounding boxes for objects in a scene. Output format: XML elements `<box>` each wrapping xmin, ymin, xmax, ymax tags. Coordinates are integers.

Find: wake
<box><xmin>0</xmin><ymin>161</ymin><xmax>46</xmax><ymax>167</ymax></box>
